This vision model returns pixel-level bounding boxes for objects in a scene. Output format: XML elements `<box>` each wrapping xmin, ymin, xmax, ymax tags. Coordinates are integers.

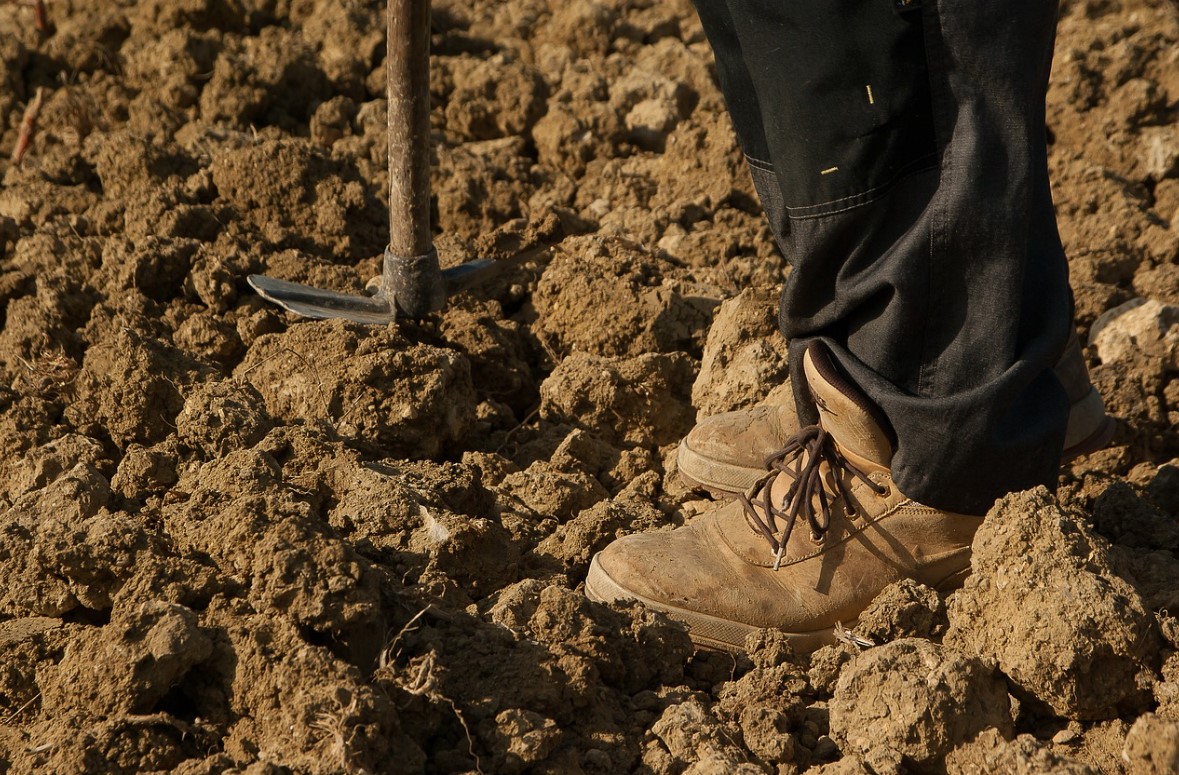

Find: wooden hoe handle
<box><xmin>387</xmin><ymin>0</ymin><xmax>432</xmax><ymax>259</ymax></box>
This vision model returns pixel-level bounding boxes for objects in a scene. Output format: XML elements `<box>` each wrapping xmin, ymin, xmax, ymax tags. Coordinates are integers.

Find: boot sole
<box><xmin>679</xmin><ymin>390</ymin><xmax>1117</xmax><ymax>500</ymax></box>
<box><xmin>585</xmin><ymin>552</ymin><xmax>810</xmax><ymax>652</ymax></box>
<box><xmin>676</xmin><ymin>438</ymin><xmax>765</xmax><ymax>499</ymax></box>
<box><xmin>1061</xmin><ymin>388</ymin><xmax>1117</xmax><ymax>462</ymax></box>
<box><xmin>585</xmin><ymin>553</ymin><xmax>969</xmax><ymax>654</ymax></box>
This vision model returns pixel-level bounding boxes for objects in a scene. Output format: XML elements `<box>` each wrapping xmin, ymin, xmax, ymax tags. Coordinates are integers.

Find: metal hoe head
<box><xmin>248</xmin><ymin>249</ymin><xmax>501</xmax><ymax>325</ymax></box>
<box><xmin>248</xmin><ymin>0</ymin><xmax>502</xmax><ymax>323</ymax></box>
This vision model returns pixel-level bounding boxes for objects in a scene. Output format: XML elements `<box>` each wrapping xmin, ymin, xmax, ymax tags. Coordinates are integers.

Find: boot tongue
<box><xmin>802</xmin><ymin>342</ymin><xmax>894</xmax><ymax>470</ymax></box>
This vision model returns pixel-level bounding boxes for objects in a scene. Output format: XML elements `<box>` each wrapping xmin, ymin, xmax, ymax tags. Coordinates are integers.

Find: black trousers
<box><xmin>692</xmin><ymin>0</ymin><xmax>1072</xmax><ymax>514</ymax></box>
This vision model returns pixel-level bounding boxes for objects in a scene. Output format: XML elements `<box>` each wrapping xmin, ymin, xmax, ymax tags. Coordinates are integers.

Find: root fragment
<box><xmin>312</xmin><ymin>693</ymin><xmax>368</xmax><ymax>775</ymax></box>
<box><xmin>11</xmin><ymin>87</ymin><xmax>46</xmax><ymax>167</ymax></box>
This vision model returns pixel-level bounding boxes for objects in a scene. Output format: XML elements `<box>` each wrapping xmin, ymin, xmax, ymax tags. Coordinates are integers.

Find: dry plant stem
<box><xmin>35</xmin><ymin>1</ymin><xmax>53</xmax><ymax>35</ymax></box>
<box><xmin>19</xmin><ymin>0</ymin><xmax>53</xmax><ymax>35</ymax></box>
<box><xmin>12</xmin><ymin>87</ymin><xmax>46</xmax><ymax>166</ymax></box>
<box><xmin>0</xmin><ymin>693</ymin><xmax>40</xmax><ymax>726</ymax></box>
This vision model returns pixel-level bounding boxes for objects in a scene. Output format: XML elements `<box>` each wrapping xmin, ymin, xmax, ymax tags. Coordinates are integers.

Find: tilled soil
<box><xmin>1</xmin><ymin>0</ymin><xmax>1178</xmax><ymax>772</ymax></box>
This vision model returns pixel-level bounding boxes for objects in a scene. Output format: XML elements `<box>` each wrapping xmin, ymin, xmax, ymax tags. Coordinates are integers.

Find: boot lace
<box><xmin>739</xmin><ymin>425</ymin><xmax>887</xmax><ymax>571</ymax></box>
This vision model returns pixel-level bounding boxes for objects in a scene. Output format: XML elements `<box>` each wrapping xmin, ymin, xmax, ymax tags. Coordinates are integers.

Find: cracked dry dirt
<box><xmin>1</xmin><ymin>0</ymin><xmax>1179</xmax><ymax>773</ymax></box>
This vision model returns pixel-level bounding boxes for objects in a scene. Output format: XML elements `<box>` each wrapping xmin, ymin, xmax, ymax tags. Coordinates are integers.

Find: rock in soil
<box><xmin>1090</xmin><ymin>297</ymin><xmax>1179</xmax><ymax>370</ymax></box>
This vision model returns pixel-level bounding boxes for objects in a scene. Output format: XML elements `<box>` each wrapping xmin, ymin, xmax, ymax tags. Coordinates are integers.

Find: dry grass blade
<box><xmin>833</xmin><ymin>621</ymin><xmax>876</xmax><ymax>649</ymax></box>
<box><xmin>380</xmin><ymin>649</ymin><xmax>484</xmax><ymax>775</ymax></box>
<box><xmin>378</xmin><ymin>607</ymin><xmax>430</xmax><ymax>671</ymax></box>
<box><xmin>311</xmin><ymin>692</ymin><xmax>369</xmax><ymax>775</ymax></box>
<box><xmin>13</xmin><ymin>340</ymin><xmax>77</xmax><ymax>399</ymax></box>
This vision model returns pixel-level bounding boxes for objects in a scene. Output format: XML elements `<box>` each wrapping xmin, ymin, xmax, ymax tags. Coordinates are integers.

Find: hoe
<box><xmin>248</xmin><ymin>0</ymin><xmax>511</xmax><ymax>322</ymax></box>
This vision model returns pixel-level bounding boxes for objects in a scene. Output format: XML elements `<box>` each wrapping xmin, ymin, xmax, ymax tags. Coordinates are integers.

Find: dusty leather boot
<box><xmin>587</xmin><ymin>340</ymin><xmax>985</xmax><ymax>653</ymax></box>
<box><xmin>677</xmin><ymin>330</ymin><xmax>1115</xmax><ymax>497</ymax></box>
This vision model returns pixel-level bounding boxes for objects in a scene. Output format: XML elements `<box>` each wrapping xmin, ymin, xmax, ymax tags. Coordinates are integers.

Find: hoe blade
<box><xmin>247</xmin><ymin>256</ymin><xmax>523</xmax><ymax>324</ymax></box>
<box><xmin>247</xmin><ymin>275</ymin><xmax>397</xmax><ymax>325</ymax></box>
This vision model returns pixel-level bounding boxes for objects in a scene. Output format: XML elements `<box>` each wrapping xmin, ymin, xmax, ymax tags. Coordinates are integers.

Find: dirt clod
<box><xmin>692</xmin><ymin>286</ymin><xmax>789</xmax><ymax>417</ymax></box>
<box><xmin>854</xmin><ymin>578</ymin><xmax>949</xmax><ymax>643</ymax></box>
<box><xmin>945</xmin><ymin>728</ymin><xmax>1100</xmax><ymax>775</ymax></box>
<box><xmin>1123</xmin><ymin>713</ymin><xmax>1179</xmax><ymax>775</ymax></box>
<box><xmin>540</xmin><ymin>350</ymin><xmax>697</xmax><ymax>447</ymax></box>
<box><xmin>830</xmin><ymin>638</ymin><xmax>1013</xmax><ymax>773</ymax></box>
<box><xmin>945</xmin><ymin>487</ymin><xmax>1161</xmax><ymax>719</ymax></box>
<box><xmin>1</xmin><ymin>0</ymin><xmax>1177</xmax><ymax>769</ymax></box>
<box><xmin>40</xmin><ymin>600</ymin><xmax>211</xmax><ymax>716</ymax></box>
<box><xmin>533</xmin><ymin>234</ymin><xmax>712</xmax><ymax>358</ymax></box>
<box><xmin>237</xmin><ymin>321</ymin><xmax>476</xmax><ymax>459</ymax></box>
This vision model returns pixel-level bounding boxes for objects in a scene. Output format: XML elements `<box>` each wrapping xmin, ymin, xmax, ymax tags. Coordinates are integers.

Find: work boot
<box><xmin>586</xmin><ymin>341</ymin><xmax>984</xmax><ymax>653</ymax></box>
<box><xmin>678</xmin><ymin>330</ymin><xmax>1115</xmax><ymax>497</ymax></box>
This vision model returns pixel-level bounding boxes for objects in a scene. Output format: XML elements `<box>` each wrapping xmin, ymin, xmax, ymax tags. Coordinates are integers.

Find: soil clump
<box><xmin>1</xmin><ymin>0</ymin><xmax>1178</xmax><ymax>771</ymax></box>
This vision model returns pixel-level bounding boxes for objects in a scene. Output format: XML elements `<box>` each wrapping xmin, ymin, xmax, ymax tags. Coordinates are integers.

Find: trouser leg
<box><xmin>690</xmin><ymin>0</ymin><xmax>1072</xmax><ymax>515</ymax></box>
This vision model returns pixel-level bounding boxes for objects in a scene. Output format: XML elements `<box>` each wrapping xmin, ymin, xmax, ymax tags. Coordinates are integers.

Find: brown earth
<box><xmin>1</xmin><ymin>0</ymin><xmax>1178</xmax><ymax>772</ymax></box>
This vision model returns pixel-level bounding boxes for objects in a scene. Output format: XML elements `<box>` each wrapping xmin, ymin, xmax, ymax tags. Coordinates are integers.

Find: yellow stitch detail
<box><xmin>866</xmin><ymin>84</ymin><xmax>875</xmax><ymax>104</ymax></box>
<box><xmin>821</xmin><ymin>166</ymin><xmax>839</xmax><ymax>175</ymax></box>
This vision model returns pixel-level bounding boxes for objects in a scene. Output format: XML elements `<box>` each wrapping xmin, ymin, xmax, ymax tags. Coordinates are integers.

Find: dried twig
<box><xmin>21</xmin><ymin>0</ymin><xmax>54</xmax><ymax>35</ymax></box>
<box><xmin>12</xmin><ymin>336</ymin><xmax>76</xmax><ymax>398</ymax></box>
<box><xmin>11</xmin><ymin>87</ymin><xmax>46</xmax><ymax>167</ymax></box>
<box><xmin>375</xmin><ymin>643</ymin><xmax>483</xmax><ymax>774</ymax></box>
<box><xmin>33</xmin><ymin>0</ymin><xmax>53</xmax><ymax>35</ymax></box>
<box><xmin>494</xmin><ymin>404</ymin><xmax>540</xmax><ymax>454</ymax></box>
<box><xmin>0</xmin><ymin>693</ymin><xmax>40</xmax><ymax>726</ymax></box>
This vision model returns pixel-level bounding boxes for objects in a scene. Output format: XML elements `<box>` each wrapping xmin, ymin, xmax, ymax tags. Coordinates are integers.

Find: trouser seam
<box><xmin>744</xmin><ymin>154</ymin><xmax>774</xmax><ymax>171</ymax></box>
<box><xmin>916</xmin><ymin>0</ymin><xmax>949</xmax><ymax>399</ymax></box>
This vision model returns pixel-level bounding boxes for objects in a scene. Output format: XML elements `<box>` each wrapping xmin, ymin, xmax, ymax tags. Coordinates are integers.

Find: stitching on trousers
<box><xmin>784</xmin><ymin>153</ymin><xmax>939</xmax><ymax>219</ymax></box>
<box><xmin>744</xmin><ymin>155</ymin><xmax>775</xmax><ymax>171</ymax></box>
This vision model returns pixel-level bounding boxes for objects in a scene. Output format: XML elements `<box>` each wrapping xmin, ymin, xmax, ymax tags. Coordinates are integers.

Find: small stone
<box><xmin>813</xmin><ymin>736</ymin><xmax>838</xmax><ymax>759</ymax></box>
<box><xmin>1091</xmin><ymin>297</ymin><xmax>1179</xmax><ymax>370</ymax></box>
<box><xmin>583</xmin><ymin>749</ymin><xmax>613</xmax><ymax>770</ymax></box>
<box><xmin>1053</xmin><ymin>728</ymin><xmax>1080</xmax><ymax>745</ymax></box>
